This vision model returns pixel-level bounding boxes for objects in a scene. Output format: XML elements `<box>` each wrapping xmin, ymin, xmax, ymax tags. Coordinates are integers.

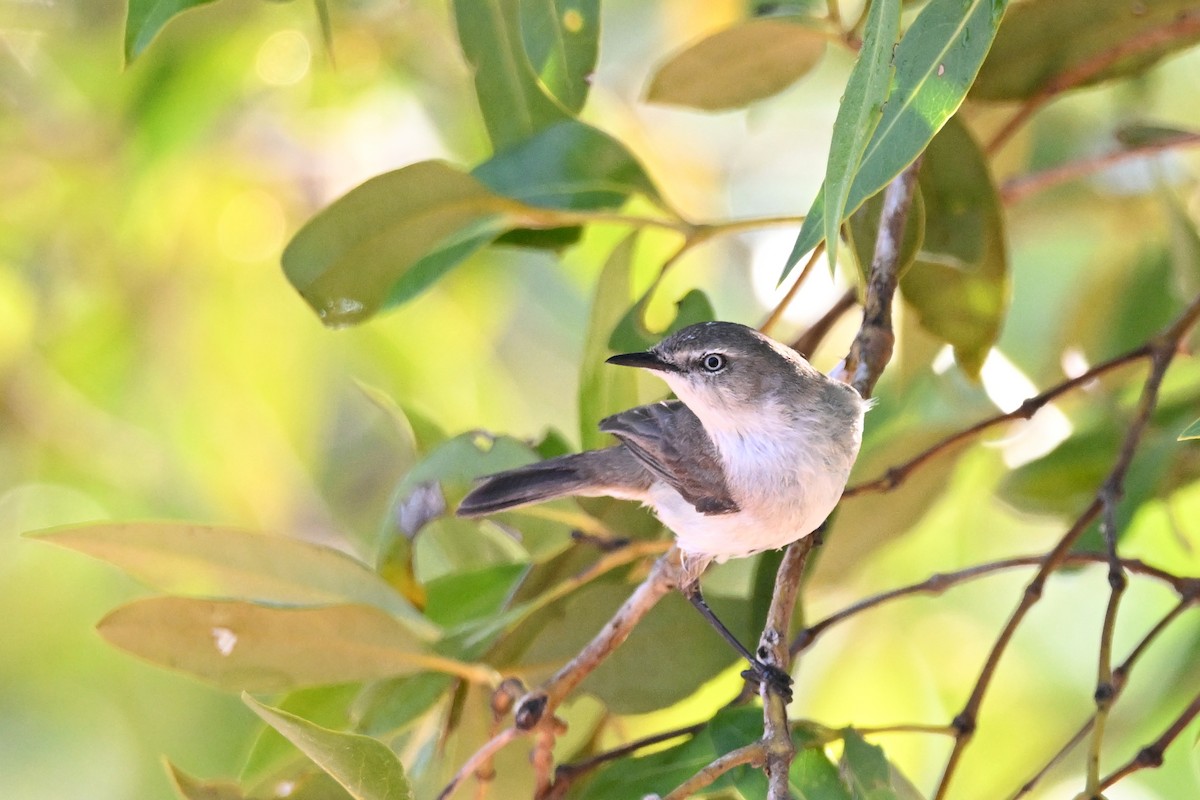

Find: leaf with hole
<box><xmin>645</xmin><ymin>17</ymin><xmax>827</xmax><ymax>111</ymax></box>
<box><xmin>243</xmin><ymin>694</ymin><xmax>413</xmax><ymax>800</ymax></box>
<box><xmin>98</xmin><ymin>598</ymin><xmax>486</xmax><ymax>692</ymax></box>
<box><xmin>786</xmin><ymin>0</ymin><xmax>1008</xmax><ymax>279</ymax></box>
<box><xmin>520</xmin><ymin>0</ymin><xmax>600</xmax><ymax>114</ymax></box>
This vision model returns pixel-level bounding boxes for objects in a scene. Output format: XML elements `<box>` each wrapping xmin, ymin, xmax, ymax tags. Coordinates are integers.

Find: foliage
<box><xmin>6</xmin><ymin>1</ymin><xmax>1200</xmax><ymax>799</ymax></box>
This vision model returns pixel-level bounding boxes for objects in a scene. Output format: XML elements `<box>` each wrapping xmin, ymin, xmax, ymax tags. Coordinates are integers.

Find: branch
<box><xmin>999</xmin><ymin>132</ymin><xmax>1200</xmax><ymax>204</ymax></box>
<box><xmin>792</xmin><ymin>552</ymin><xmax>1192</xmax><ymax>657</ymax></box>
<box><xmin>844</xmin><ymin>343</ymin><xmax>1153</xmax><ymax>497</ymax></box>
<box><xmin>931</xmin><ymin>290</ymin><xmax>1200</xmax><ymax>800</ymax></box>
<box><xmin>1096</xmin><ymin>691</ymin><xmax>1200</xmax><ymax>792</ymax></box>
<box><xmin>841</xmin><ymin>159</ymin><xmax>922</xmax><ymax>398</ymax></box>
<box><xmin>760</xmin><ymin>537</ymin><xmax>817</xmax><ymax>798</ymax></box>
<box><xmin>662</xmin><ymin>743</ymin><xmax>766</xmax><ymax>800</ymax></box>
<box><xmin>437</xmin><ymin>728</ymin><xmax>523</xmax><ymax>800</ymax></box>
<box><xmin>511</xmin><ymin>547</ymin><xmax>681</xmax><ymax>731</ymax></box>
<box><xmin>1012</xmin><ymin>587</ymin><xmax>1200</xmax><ymax>798</ymax></box>
<box><xmin>986</xmin><ymin>11</ymin><xmax>1200</xmax><ymax>155</ymax></box>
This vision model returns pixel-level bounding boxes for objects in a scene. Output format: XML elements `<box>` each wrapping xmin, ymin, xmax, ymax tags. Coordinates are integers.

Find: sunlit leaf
<box><xmin>579</xmin><ymin>233</ymin><xmax>643</xmax><ymax>450</ymax></box>
<box><xmin>1181</xmin><ymin>418</ymin><xmax>1200</xmax><ymax>441</ymax></box>
<box><xmin>453</xmin><ymin>0</ymin><xmax>572</xmax><ymax>150</ymax></box>
<box><xmin>520</xmin><ymin>0</ymin><xmax>600</xmax><ymax>113</ymax></box>
<box><xmin>473</xmin><ymin>119</ymin><xmax>663</xmax><ymax>210</ymax></box>
<box><xmin>165</xmin><ymin>760</ymin><xmax>245</xmax><ymax>800</ymax></box>
<box><xmin>243</xmin><ymin>694</ymin><xmax>413</xmax><ymax>800</ymax></box>
<box><xmin>98</xmin><ymin>598</ymin><xmax>480</xmax><ymax>691</ymax></box>
<box><xmin>645</xmin><ymin>17</ymin><xmax>827</xmax><ymax>111</ymax></box>
<box><xmin>125</xmin><ymin>0</ymin><xmax>218</xmax><ymax>63</ymax></box>
<box><xmin>282</xmin><ymin>161</ymin><xmax>548</xmax><ymax>327</ymax></box>
<box><xmin>786</xmin><ymin>0</ymin><xmax>1008</xmax><ymax>279</ymax></box>
<box><xmin>900</xmin><ymin>117</ymin><xmax>1008</xmax><ymax>377</ymax></box>
<box><xmin>815</xmin><ymin>0</ymin><xmax>901</xmax><ymax>279</ymax></box>
<box><xmin>972</xmin><ymin>0</ymin><xmax>1200</xmax><ymax>101</ymax></box>
<box><xmin>31</xmin><ymin>522</ymin><xmax>437</xmax><ymax>639</ymax></box>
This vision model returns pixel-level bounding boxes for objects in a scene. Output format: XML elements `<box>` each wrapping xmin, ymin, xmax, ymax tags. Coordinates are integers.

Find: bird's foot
<box><xmin>741</xmin><ymin>660</ymin><xmax>793</xmax><ymax>702</ymax></box>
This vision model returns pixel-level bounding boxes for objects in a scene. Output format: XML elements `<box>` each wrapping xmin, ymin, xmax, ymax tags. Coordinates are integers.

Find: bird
<box><xmin>456</xmin><ymin>321</ymin><xmax>868</xmax><ymax>693</ymax></box>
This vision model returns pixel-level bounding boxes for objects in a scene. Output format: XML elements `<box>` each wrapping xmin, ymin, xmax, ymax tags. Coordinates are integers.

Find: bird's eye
<box><xmin>700</xmin><ymin>353</ymin><xmax>726</xmax><ymax>372</ymax></box>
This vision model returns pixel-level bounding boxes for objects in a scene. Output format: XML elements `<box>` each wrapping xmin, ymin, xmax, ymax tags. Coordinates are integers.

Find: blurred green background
<box><xmin>4</xmin><ymin>1</ymin><xmax>1200</xmax><ymax>798</ymax></box>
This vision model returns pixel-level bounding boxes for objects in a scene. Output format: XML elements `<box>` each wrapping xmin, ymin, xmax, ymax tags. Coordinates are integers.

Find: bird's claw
<box><xmin>741</xmin><ymin>660</ymin><xmax>793</xmax><ymax>702</ymax></box>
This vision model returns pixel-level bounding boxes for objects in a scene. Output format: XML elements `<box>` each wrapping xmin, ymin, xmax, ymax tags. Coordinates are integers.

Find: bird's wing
<box><xmin>599</xmin><ymin>401</ymin><xmax>739</xmax><ymax>515</ymax></box>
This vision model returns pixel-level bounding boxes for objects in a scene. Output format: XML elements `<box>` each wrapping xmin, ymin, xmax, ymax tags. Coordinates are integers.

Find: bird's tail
<box><xmin>456</xmin><ymin>453</ymin><xmax>596</xmax><ymax>517</ymax></box>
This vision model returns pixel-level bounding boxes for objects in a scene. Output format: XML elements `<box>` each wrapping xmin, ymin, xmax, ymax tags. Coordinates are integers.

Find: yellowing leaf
<box><xmin>98</xmin><ymin>598</ymin><xmax>489</xmax><ymax>691</ymax></box>
<box><xmin>645</xmin><ymin>17</ymin><xmax>827</xmax><ymax>111</ymax></box>
<box><xmin>32</xmin><ymin>521</ymin><xmax>437</xmax><ymax>640</ymax></box>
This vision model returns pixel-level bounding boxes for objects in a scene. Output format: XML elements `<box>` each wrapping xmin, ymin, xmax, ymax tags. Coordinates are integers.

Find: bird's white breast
<box><xmin>650</xmin><ymin>403</ymin><xmax>860</xmax><ymax>563</ymax></box>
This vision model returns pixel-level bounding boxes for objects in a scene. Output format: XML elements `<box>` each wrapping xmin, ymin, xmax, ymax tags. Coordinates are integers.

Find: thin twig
<box><xmin>662</xmin><ymin>743</ymin><xmax>766</xmax><ymax>800</ymax></box>
<box><xmin>512</xmin><ymin>548</ymin><xmax>681</xmax><ymax>731</ymax></box>
<box><xmin>932</xmin><ymin>291</ymin><xmax>1200</xmax><ymax>800</ymax></box>
<box><xmin>1000</xmin><ymin>132</ymin><xmax>1200</xmax><ymax>204</ymax></box>
<box><xmin>1012</xmin><ymin>589</ymin><xmax>1200</xmax><ymax>799</ymax></box>
<box><xmin>791</xmin><ymin>288</ymin><xmax>858</xmax><ymax>359</ymax></box>
<box><xmin>986</xmin><ymin>11</ymin><xmax>1200</xmax><ymax>155</ymax></box>
<box><xmin>1084</xmin><ymin>487</ymin><xmax>1128</xmax><ymax>796</ymax></box>
<box><xmin>791</xmin><ymin>553</ymin><xmax>1192</xmax><ymax>656</ymax></box>
<box><xmin>1096</xmin><ymin>691</ymin><xmax>1200</xmax><ymax>792</ymax></box>
<box><xmin>760</xmin><ymin>538</ymin><xmax>817</xmax><ymax>798</ymax></box>
<box><xmin>844</xmin><ymin>343</ymin><xmax>1153</xmax><ymax>497</ymax></box>
<box><xmin>760</xmin><ymin>241</ymin><xmax>826</xmax><ymax>336</ymax></box>
<box><xmin>438</xmin><ymin>728</ymin><xmax>523</xmax><ymax>800</ymax></box>
<box><xmin>841</xmin><ymin>159</ymin><xmax>922</xmax><ymax>398</ymax></box>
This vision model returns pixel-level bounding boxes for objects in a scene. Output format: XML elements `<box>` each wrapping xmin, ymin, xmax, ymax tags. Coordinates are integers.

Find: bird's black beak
<box><xmin>606</xmin><ymin>350</ymin><xmax>679</xmax><ymax>373</ymax></box>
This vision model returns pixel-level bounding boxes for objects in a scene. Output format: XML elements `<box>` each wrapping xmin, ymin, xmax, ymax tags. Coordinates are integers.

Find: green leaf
<box><xmin>1181</xmin><ymin>418</ymin><xmax>1200</xmax><ymax>441</ymax></box>
<box><xmin>520</xmin><ymin>0</ymin><xmax>600</xmax><ymax>113</ymax></box>
<box><xmin>30</xmin><ymin>522</ymin><xmax>437</xmax><ymax>639</ymax></box>
<box><xmin>165</xmin><ymin>760</ymin><xmax>245</xmax><ymax>800</ymax></box>
<box><xmin>243</xmin><ymin>694</ymin><xmax>413</xmax><ymax>800</ymax></box>
<box><xmin>453</xmin><ymin>0</ymin><xmax>572</xmax><ymax>150</ymax></box>
<box><xmin>282</xmin><ymin>161</ymin><xmax>547</xmax><ymax>327</ymax></box>
<box><xmin>789</xmin><ymin>747</ymin><xmax>853</xmax><ymax>800</ymax></box>
<box><xmin>473</xmin><ymin>120</ymin><xmax>663</xmax><ymax>211</ymax></box>
<box><xmin>608</xmin><ymin>287</ymin><xmax>718</xmax><ymax>354</ymax></box>
<box><xmin>582</xmin><ymin>708</ymin><xmax>762</xmax><ymax>798</ymax></box>
<box><xmin>645</xmin><ymin>17</ymin><xmax>827</xmax><ymax>111</ymax></box>
<box><xmin>240</xmin><ymin>684</ymin><xmax>361</xmax><ymax>787</ymax></box>
<box><xmin>786</xmin><ymin>0</ymin><xmax>1008</xmax><ymax>279</ymax></box>
<box><xmin>579</xmin><ymin>233</ymin><xmax>643</xmax><ymax>450</ymax></box>
<box><xmin>353</xmin><ymin>673</ymin><xmax>455</xmax><ymax>738</ymax></box>
<box><xmin>816</xmin><ymin>0</ymin><xmax>902</xmax><ymax>279</ymax></box>
<box><xmin>899</xmin><ymin>116</ymin><xmax>1008</xmax><ymax>377</ymax></box>
<box><xmin>125</xmin><ymin>0</ymin><xmax>218</xmax><ymax>63</ymax></box>
<box><xmin>839</xmin><ymin>730</ymin><xmax>900</xmax><ymax>800</ymax></box>
<box><xmin>971</xmin><ymin>0</ymin><xmax>1200</xmax><ymax>101</ymax></box>
<box><xmin>97</xmin><ymin>598</ymin><xmax>480</xmax><ymax>691</ymax></box>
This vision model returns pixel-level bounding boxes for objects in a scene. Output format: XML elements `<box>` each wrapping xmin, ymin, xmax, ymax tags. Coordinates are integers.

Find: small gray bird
<box><xmin>457</xmin><ymin>321</ymin><xmax>867</xmax><ymax>690</ymax></box>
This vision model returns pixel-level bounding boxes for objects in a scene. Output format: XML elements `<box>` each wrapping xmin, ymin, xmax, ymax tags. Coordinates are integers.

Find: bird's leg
<box><xmin>682</xmin><ymin>582</ymin><xmax>793</xmax><ymax>701</ymax></box>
